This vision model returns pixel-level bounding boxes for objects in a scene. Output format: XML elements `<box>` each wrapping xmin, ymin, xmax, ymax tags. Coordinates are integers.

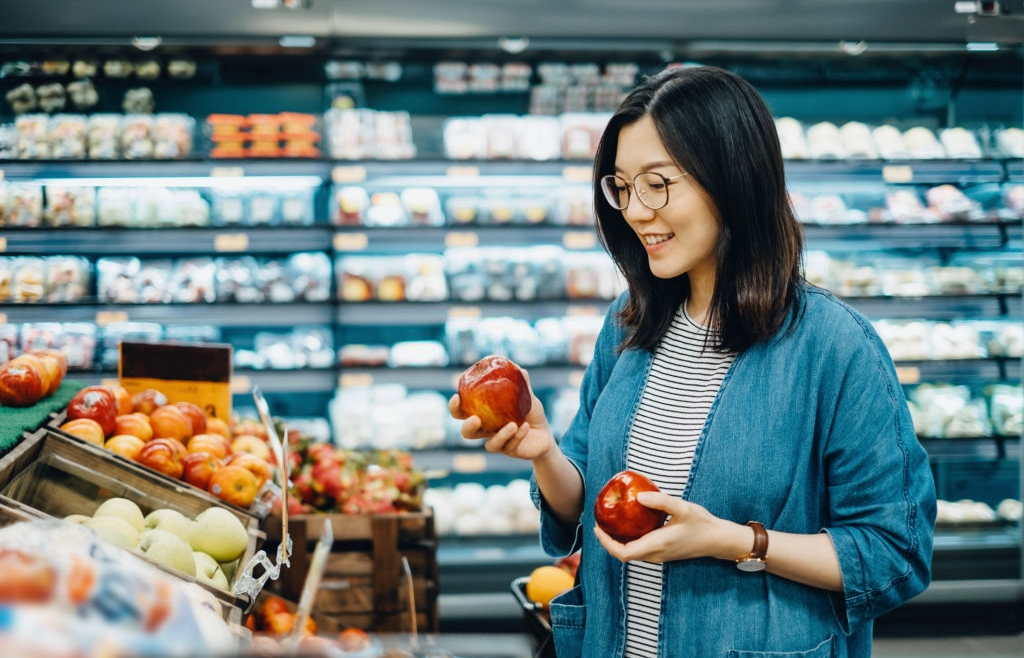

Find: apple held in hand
<box><xmin>457</xmin><ymin>355</ymin><xmax>532</xmax><ymax>433</ymax></box>
<box><xmin>594</xmin><ymin>470</ymin><xmax>669</xmax><ymax>544</ymax></box>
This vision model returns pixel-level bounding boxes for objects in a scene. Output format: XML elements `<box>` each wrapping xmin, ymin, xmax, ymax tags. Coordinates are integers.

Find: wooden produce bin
<box><xmin>0</xmin><ymin>428</ymin><xmax>264</xmax><ymax>620</ymax></box>
<box><xmin>263</xmin><ymin>511</ymin><xmax>439</xmax><ymax>635</ymax></box>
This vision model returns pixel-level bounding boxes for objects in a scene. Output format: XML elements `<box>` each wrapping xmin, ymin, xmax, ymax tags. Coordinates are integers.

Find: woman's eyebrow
<box><xmin>613</xmin><ymin>160</ymin><xmax>677</xmax><ymax>173</ymax></box>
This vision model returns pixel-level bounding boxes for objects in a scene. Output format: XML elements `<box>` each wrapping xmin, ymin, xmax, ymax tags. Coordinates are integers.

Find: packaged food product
<box><xmin>775</xmin><ymin>117</ymin><xmax>809</xmax><ymax>160</ymax></box>
<box><xmin>872</xmin><ymin>124</ymin><xmax>912</xmax><ymax>160</ymax></box>
<box><xmin>43</xmin><ymin>185</ymin><xmax>96</xmax><ymax>227</ymax></box>
<box><xmin>330</xmin><ymin>185</ymin><xmax>369</xmax><ymax>226</ymax></box>
<box><xmin>939</xmin><ymin>127</ymin><xmax>983</xmax><ymax>159</ymax></box>
<box><xmin>904</xmin><ymin>126</ymin><xmax>946</xmax><ymax>159</ymax></box>
<box><xmin>806</xmin><ymin>121</ymin><xmax>845</xmax><ymax>159</ymax></box>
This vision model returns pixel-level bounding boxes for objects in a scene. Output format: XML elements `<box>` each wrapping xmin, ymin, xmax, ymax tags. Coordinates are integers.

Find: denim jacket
<box><xmin>532</xmin><ymin>284</ymin><xmax>936</xmax><ymax>658</ymax></box>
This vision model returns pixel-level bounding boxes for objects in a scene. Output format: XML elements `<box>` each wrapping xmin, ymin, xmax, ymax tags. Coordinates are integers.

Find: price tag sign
<box><xmin>339</xmin><ymin>372</ymin><xmax>375</xmax><ymax>388</ymax></box>
<box><xmin>0</xmin><ymin>313</ymin><xmax>6</xmax><ymax>325</ymax></box>
<box><xmin>230</xmin><ymin>375</ymin><xmax>252</xmax><ymax>394</ymax></box>
<box><xmin>882</xmin><ymin>165</ymin><xmax>914</xmax><ymax>184</ymax></box>
<box><xmin>332</xmin><ymin>166</ymin><xmax>367</xmax><ymax>184</ymax></box>
<box><xmin>452</xmin><ymin>453</ymin><xmax>488</xmax><ymax>473</ymax></box>
<box><xmin>214</xmin><ymin>233</ymin><xmax>250</xmax><ymax>252</ymax></box>
<box><xmin>0</xmin><ymin>237</ymin><xmax>6</xmax><ymax>252</ymax></box>
<box><xmin>445</xmin><ymin>232</ymin><xmax>479</xmax><ymax>248</ymax></box>
<box><xmin>562</xmin><ymin>165</ymin><xmax>592</xmax><ymax>182</ymax></box>
<box><xmin>333</xmin><ymin>232</ymin><xmax>369</xmax><ymax>251</ymax></box>
<box><xmin>0</xmin><ymin>170</ymin><xmax>4</xmax><ymax>181</ymax></box>
<box><xmin>895</xmin><ymin>366</ymin><xmax>921</xmax><ymax>385</ymax></box>
<box><xmin>95</xmin><ymin>311</ymin><xmax>130</xmax><ymax>326</ymax></box>
<box><xmin>566</xmin><ymin>305</ymin><xmax>600</xmax><ymax>316</ymax></box>
<box><xmin>447</xmin><ymin>306</ymin><xmax>482</xmax><ymax>319</ymax></box>
<box><xmin>446</xmin><ymin>166</ymin><xmax>480</xmax><ymax>178</ymax></box>
<box><xmin>210</xmin><ymin>166</ymin><xmax>245</xmax><ymax>178</ymax></box>
<box><xmin>563</xmin><ymin>231</ymin><xmax>597</xmax><ymax>250</ymax></box>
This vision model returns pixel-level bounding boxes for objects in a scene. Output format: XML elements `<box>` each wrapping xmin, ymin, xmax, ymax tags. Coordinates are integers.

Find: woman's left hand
<box><xmin>594</xmin><ymin>491</ymin><xmax>735</xmax><ymax>564</ymax></box>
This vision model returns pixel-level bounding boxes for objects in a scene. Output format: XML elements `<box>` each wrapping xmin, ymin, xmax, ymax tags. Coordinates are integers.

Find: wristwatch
<box><xmin>736</xmin><ymin>521</ymin><xmax>768</xmax><ymax>572</ymax></box>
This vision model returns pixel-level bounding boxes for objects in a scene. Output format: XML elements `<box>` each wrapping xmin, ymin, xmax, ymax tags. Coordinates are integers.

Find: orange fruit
<box><xmin>524</xmin><ymin>565</ymin><xmax>575</xmax><ymax>607</ymax></box>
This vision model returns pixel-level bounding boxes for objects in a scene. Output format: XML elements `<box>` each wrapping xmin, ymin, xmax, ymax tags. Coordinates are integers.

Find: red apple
<box><xmin>556</xmin><ymin>551</ymin><xmax>582</xmax><ymax>579</ymax></box>
<box><xmin>224</xmin><ymin>451</ymin><xmax>273</xmax><ymax>488</ymax></box>
<box><xmin>182</xmin><ymin>451</ymin><xmax>222</xmax><ymax>491</ymax></box>
<box><xmin>457</xmin><ymin>355</ymin><xmax>532</xmax><ymax>433</ymax></box>
<box><xmin>208</xmin><ymin>465</ymin><xmax>259</xmax><ymax>508</ymax></box>
<box><xmin>149</xmin><ymin>405</ymin><xmax>193</xmax><ymax>442</ymax></box>
<box><xmin>593</xmin><ymin>470</ymin><xmax>668</xmax><ymax>544</ymax></box>
<box><xmin>132</xmin><ymin>388</ymin><xmax>168</xmax><ymax>415</ymax></box>
<box><xmin>173</xmin><ymin>401</ymin><xmax>208</xmax><ymax>436</ymax></box>
<box><xmin>337</xmin><ymin>627</ymin><xmax>372</xmax><ymax>652</ymax></box>
<box><xmin>28</xmin><ymin>349</ymin><xmax>65</xmax><ymax>396</ymax></box>
<box><xmin>66</xmin><ymin>386</ymin><xmax>118</xmax><ymax>436</ymax></box>
<box><xmin>0</xmin><ymin>358</ymin><xmax>46</xmax><ymax>407</ymax></box>
<box><xmin>105</xmin><ymin>385</ymin><xmax>134</xmax><ymax>416</ymax></box>
<box><xmin>135</xmin><ymin>438</ymin><xmax>186</xmax><ymax>480</ymax></box>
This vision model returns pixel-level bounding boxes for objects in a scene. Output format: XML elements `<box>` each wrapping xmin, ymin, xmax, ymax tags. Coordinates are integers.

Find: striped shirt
<box><xmin>623</xmin><ymin>305</ymin><xmax>735</xmax><ymax>658</ymax></box>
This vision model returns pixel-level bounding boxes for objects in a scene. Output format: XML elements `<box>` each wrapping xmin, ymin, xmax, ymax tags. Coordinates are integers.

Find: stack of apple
<box><xmin>64</xmin><ymin>496</ymin><xmax>250</xmax><ymax>593</ymax></box>
<box><xmin>285</xmin><ymin>436</ymin><xmax>425</xmax><ymax>516</ymax></box>
<box><xmin>0</xmin><ymin>348</ymin><xmax>68</xmax><ymax>408</ymax></box>
<box><xmin>245</xmin><ymin>594</ymin><xmax>378</xmax><ymax>657</ymax></box>
<box><xmin>58</xmin><ymin>385</ymin><xmax>276</xmax><ymax>510</ymax></box>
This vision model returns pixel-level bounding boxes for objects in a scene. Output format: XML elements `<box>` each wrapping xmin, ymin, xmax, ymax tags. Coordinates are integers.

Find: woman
<box><xmin>450</xmin><ymin>65</ymin><xmax>936</xmax><ymax>658</ymax></box>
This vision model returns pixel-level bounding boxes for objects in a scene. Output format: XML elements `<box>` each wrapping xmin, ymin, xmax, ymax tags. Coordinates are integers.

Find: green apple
<box><xmin>136</xmin><ymin>529</ymin><xmax>197</xmax><ymax>577</ymax></box>
<box><xmin>219</xmin><ymin>557</ymin><xmax>239</xmax><ymax>584</ymax></box>
<box><xmin>193</xmin><ymin>551</ymin><xmax>231</xmax><ymax>591</ymax></box>
<box><xmin>189</xmin><ymin>507</ymin><xmax>249</xmax><ymax>563</ymax></box>
<box><xmin>84</xmin><ymin>515</ymin><xmax>140</xmax><ymax>549</ymax></box>
<box><xmin>144</xmin><ymin>508</ymin><xmax>195</xmax><ymax>543</ymax></box>
<box><xmin>93</xmin><ymin>497</ymin><xmax>146</xmax><ymax>534</ymax></box>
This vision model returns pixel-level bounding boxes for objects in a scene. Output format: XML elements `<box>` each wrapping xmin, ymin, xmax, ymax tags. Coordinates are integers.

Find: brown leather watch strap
<box><xmin>747</xmin><ymin>521</ymin><xmax>768</xmax><ymax>561</ymax></box>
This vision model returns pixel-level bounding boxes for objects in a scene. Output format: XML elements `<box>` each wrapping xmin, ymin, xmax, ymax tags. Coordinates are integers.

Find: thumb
<box><xmin>636</xmin><ymin>491</ymin><xmax>677</xmax><ymax>512</ymax></box>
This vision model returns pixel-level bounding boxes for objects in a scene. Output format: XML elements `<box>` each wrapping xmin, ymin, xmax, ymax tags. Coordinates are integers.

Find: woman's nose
<box><xmin>622</xmin><ymin>192</ymin><xmax>655</xmax><ymax>223</ymax></box>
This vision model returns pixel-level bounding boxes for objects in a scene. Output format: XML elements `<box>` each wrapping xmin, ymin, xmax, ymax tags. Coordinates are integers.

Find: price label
<box><xmin>332</xmin><ymin>166</ymin><xmax>367</xmax><ymax>184</ymax></box>
<box><xmin>566</xmin><ymin>305</ymin><xmax>599</xmax><ymax>316</ymax></box>
<box><xmin>214</xmin><ymin>233</ymin><xmax>250</xmax><ymax>252</ymax></box>
<box><xmin>0</xmin><ymin>313</ymin><xmax>6</xmax><ymax>324</ymax></box>
<box><xmin>452</xmin><ymin>453</ymin><xmax>488</xmax><ymax>473</ymax></box>
<box><xmin>445</xmin><ymin>232</ymin><xmax>479</xmax><ymax>247</ymax></box>
<box><xmin>95</xmin><ymin>311</ymin><xmax>129</xmax><ymax>326</ymax></box>
<box><xmin>563</xmin><ymin>231</ymin><xmax>597</xmax><ymax>250</ymax></box>
<box><xmin>445</xmin><ymin>166</ymin><xmax>480</xmax><ymax>178</ymax></box>
<box><xmin>0</xmin><ymin>170</ymin><xmax>4</xmax><ymax>181</ymax></box>
<box><xmin>447</xmin><ymin>306</ymin><xmax>482</xmax><ymax>319</ymax></box>
<box><xmin>339</xmin><ymin>372</ymin><xmax>375</xmax><ymax>388</ymax></box>
<box><xmin>562</xmin><ymin>165</ymin><xmax>592</xmax><ymax>182</ymax></box>
<box><xmin>568</xmin><ymin>370</ymin><xmax>586</xmax><ymax>388</ymax></box>
<box><xmin>231</xmin><ymin>374</ymin><xmax>252</xmax><ymax>394</ymax></box>
<box><xmin>333</xmin><ymin>232</ymin><xmax>369</xmax><ymax>251</ymax></box>
<box><xmin>210</xmin><ymin>166</ymin><xmax>245</xmax><ymax>178</ymax></box>
<box><xmin>100</xmin><ymin>377</ymin><xmax>121</xmax><ymax>388</ymax></box>
<box><xmin>895</xmin><ymin>366</ymin><xmax>921</xmax><ymax>384</ymax></box>
<box><xmin>0</xmin><ymin>237</ymin><xmax>6</xmax><ymax>252</ymax></box>
<box><xmin>882</xmin><ymin>165</ymin><xmax>914</xmax><ymax>183</ymax></box>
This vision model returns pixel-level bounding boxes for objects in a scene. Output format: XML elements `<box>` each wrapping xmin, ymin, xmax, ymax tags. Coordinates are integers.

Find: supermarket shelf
<box><xmin>332</xmin><ymin>225</ymin><xmax>603</xmax><ymax>252</ymax></box>
<box><xmin>785</xmin><ymin>159</ymin><xmax>1009</xmax><ymax>184</ymax></box>
<box><xmin>0</xmin><ymin>159</ymin><xmax>332</xmax><ymax>180</ymax></box>
<box><xmin>336</xmin><ymin>300</ymin><xmax>611</xmax><ymax>325</ymax></box>
<box><xmin>921</xmin><ymin>437</ymin><xmax>1020</xmax><ymax>461</ymax></box>
<box><xmin>0</xmin><ymin>301</ymin><xmax>335</xmax><ymax>326</ymax></box>
<box><xmin>891</xmin><ymin>357</ymin><xmax>1020</xmax><ymax>383</ymax></box>
<box><xmin>803</xmin><ymin>220</ymin><xmax>1021</xmax><ymax>250</ymax></box>
<box><xmin>64</xmin><ymin>367</ymin><xmax>339</xmax><ymax>393</ymax></box>
<box><xmin>844</xmin><ymin>293</ymin><xmax>1022</xmax><ymax>319</ymax></box>
<box><xmin>414</xmin><ymin>449</ymin><xmax>535</xmax><ymax>476</ymax></box>
<box><xmin>0</xmin><ymin>226</ymin><xmax>334</xmax><ymax>255</ymax></box>
<box><xmin>337</xmin><ymin>365</ymin><xmax>585</xmax><ymax>391</ymax></box>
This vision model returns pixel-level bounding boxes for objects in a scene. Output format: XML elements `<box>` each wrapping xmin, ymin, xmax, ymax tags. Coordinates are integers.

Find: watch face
<box><xmin>736</xmin><ymin>559</ymin><xmax>766</xmax><ymax>573</ymax></box>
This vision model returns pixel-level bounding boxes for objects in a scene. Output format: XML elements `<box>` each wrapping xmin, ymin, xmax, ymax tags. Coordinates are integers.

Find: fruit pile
<box><xmin>0</xmin><ymin>348</ymin><xmax>68</xmax><ymax>407</ymax></box>
<box><xmin>244</xmin><ymin>594</ymin><xmax>378</xmax><ymax>656</ymax></box>
<box><xmin>284</xmin><ymin>435</ymin><xmax>426</xmax><ymax>516</ymax></box>
<box><xmin>63</xmin><ymin>497</ymin><xmax>250</xmax><ymax>592</ymax></box>
<box><xmin>58</xmin><ymin>385</ymin><xmax>277</xmax><ymax>510</ymax></box>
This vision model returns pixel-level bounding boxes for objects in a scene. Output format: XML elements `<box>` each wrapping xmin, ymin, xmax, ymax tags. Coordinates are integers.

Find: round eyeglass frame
<box><xmin>600</xmin><ymin>171</ymin><xmax>689</xmax><ymax>210</ymax></box>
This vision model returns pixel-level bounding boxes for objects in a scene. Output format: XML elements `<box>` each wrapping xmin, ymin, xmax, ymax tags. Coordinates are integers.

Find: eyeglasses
<box><xmin>599</xmin><ymin>171</ymin><xmax>689</xmax><ymax>211</ymax></box>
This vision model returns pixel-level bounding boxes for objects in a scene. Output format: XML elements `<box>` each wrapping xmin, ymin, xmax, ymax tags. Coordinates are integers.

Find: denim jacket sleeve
<box><xmin>816</xmin><ymin>303</ymin><xmax>937</xmax><ymax>631</ymax></box>
<box><xmin>531</xmin><ymin>293</ymin><xmax>628</xmax><ymax>558</ymax></box>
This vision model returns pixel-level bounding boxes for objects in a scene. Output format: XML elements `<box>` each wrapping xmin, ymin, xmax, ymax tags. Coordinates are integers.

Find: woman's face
<box><xmin>613</xmin><ymin>115</ymin><xmax>722</xmax><ymax>284</ymax></box>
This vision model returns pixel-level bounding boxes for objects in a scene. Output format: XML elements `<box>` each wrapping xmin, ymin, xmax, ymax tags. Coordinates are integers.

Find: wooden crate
<box><xmin>0</xmin><ymin>428</ymin><xmax>264</xmax><ymax>618</ymax></box>
<box><xmin>263</xmin><ymin>511</ymin><xmax>439</xmax><ymax>634</ymax></box>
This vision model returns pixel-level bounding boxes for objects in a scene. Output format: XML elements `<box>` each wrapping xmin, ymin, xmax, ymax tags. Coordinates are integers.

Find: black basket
<box><xmin>510</xmin><ymin>576</ymin><xmax>557</xmax><ymax>658</ymax></box>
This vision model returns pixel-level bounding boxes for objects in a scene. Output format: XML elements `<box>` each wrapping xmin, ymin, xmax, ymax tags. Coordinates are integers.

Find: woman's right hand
<box><xmin>448</xmin><ymin>378</ymin><xmax>556</xmax><ymax>461</ymax></box>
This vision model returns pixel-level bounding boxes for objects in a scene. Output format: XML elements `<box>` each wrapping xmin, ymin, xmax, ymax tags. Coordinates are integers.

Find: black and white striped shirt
<box><xmin>623</xmin><ymin>305</ymin><xmax>735</xmax><ymax>658</ymax></box>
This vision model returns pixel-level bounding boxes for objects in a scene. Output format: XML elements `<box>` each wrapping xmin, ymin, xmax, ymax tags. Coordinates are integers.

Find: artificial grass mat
<box><xmin>0</xmin><ymin>380</ymin><xmax>85</xmax><ymax>453</ymax></box>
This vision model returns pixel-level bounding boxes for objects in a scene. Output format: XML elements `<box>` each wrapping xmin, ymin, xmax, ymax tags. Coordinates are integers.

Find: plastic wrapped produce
<box><xmin>925</xmin><ymin>184</ymin><xmax>981</xmax><ymax>221</ymax></box>
<box><xmin>904</xmin><ymin>126</ymin><xmax>946</xmax><ymax>159</ymax></box>
<box><xmin>330</xmin><ymin>185</ymin><xmax>369</xmax><ymax>226</ymax></box>
<box><xmin>986</xmin><ymin>383</ymin><xmax>1023</xmax><ymax>436</ymax></box>
<box><xmin>287</xmin><ymin>251</ymin><xmax>332</xmax><ymax>302</ymax></box>
<box><xmin>806</xmin><ymin>121</ymin><xmax>845</xmax><ymax>159</ymax></box>
<box><xmin>872</xmin><ymin>124</ymin><xmax>912</xmax><ymax>160</ymax></box>
<box><xmin>170</xmin><ymin>258</ymin><xmax>217</xmax><ymax>303</ymax></box>
<box><xmin>45</xmin><ymin>255</ymin><xmax>90</xmax><ymax>302</ymax></box>
<box><xmin>121</xmin><ymin>114</ymin><xmax>155</xmax><ymax>159</ymax></box>
<box><xmin>874</xmin><ymin>319</ymin><xmax>932</xmax><ymax>361</ymax></box>
<box><xmin>43</xmin><ymin>185</ymin><xmax>96</xmax><ymax>227</ymax></box>
<box><xmin>87</xmin><ymin>114</ymin><xmax>121</xmax><ymax>159</ymax></box>
<box><xmin>48</xmin><ymin>114</ymin><xmax>87</xmax><ymax>159</ymax></box>
<box><xmin>279</xmin><ymin>188</ymin><xmax>315</xmax><ymax>226</ymax></box>
<box><xmin>97</xmin><ymin>257</ymin><xmax>142</xmax><ymax>303</ymax></box>
<box><xmin>995</xmin><ymin>127</ymin><xmax>1024</xmax><ymax>158</ymax></box>
<box><xmin>839</xmin><ymin>121</ymin><xmax>878</xmax><ymax>159</ymax></box>
<box><xmin>2</xmin><ymin>183</ymin><xmax>44</xmax><ymax>226</ymax></box>
<box><xmin>11</xmin><ymin>257</ymin><xmax>46</xmax><ymax>302</ymax></box>
<box><xmin>939</xmin><ymin>127</ymin><xmax>983</xmax><ymax>159</ymax></box>
<box><xmin>775</xmin><ymin>117</ymin><xmax>809</xmax><ymax>160</ymax></box>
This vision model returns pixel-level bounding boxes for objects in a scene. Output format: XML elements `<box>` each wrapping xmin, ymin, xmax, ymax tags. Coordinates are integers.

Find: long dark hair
<box><xmin>593</xmin><ymin>65</ymin><xmax>804</xmax><ymax>353</ymax></box>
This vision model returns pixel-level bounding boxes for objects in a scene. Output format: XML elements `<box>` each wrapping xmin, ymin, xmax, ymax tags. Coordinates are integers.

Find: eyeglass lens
<box><xmin>600</xmin><ymin>172</ymin><xmax>671</xmax><ymax>210</ymax></box>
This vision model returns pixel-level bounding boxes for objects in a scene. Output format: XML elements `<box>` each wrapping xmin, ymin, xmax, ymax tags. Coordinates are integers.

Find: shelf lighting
<box><xmin>966</xmin><ymin>42</ymin><xmax>1000</xmax><ymax>51</ymax></box>
<box><xmin>30</xmin><ymin>175</ymin><xmax>324</xmax><ymax>189</ymax></box>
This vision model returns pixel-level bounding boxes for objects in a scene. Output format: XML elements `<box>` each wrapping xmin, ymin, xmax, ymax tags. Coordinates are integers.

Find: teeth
<box><xmin>643</xmin><ymin>234</ymin><xmax>673</xmax><ymax>245</ymax></box>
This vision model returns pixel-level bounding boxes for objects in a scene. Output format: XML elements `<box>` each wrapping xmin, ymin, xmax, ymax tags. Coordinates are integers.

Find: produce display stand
<box><xmin>0</xmin><ymin>426</ymin><xmax>263</xmax><ymax>623</ymax></box>
<box><xmin>263</xmin><ymin>509</ymin><xmax>440</xmax><ymax>634</ymax></box>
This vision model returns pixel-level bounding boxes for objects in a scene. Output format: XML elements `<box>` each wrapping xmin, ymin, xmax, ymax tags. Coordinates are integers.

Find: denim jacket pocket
<box><xmin>549</xmin><ymin>584</ymin><xmax>586</xmax><ymax>658</ymax></box>
<box><xmin>728</xmin><ymin>635</ymin><xmax>836</xmax><ymax>658</ymax></box>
